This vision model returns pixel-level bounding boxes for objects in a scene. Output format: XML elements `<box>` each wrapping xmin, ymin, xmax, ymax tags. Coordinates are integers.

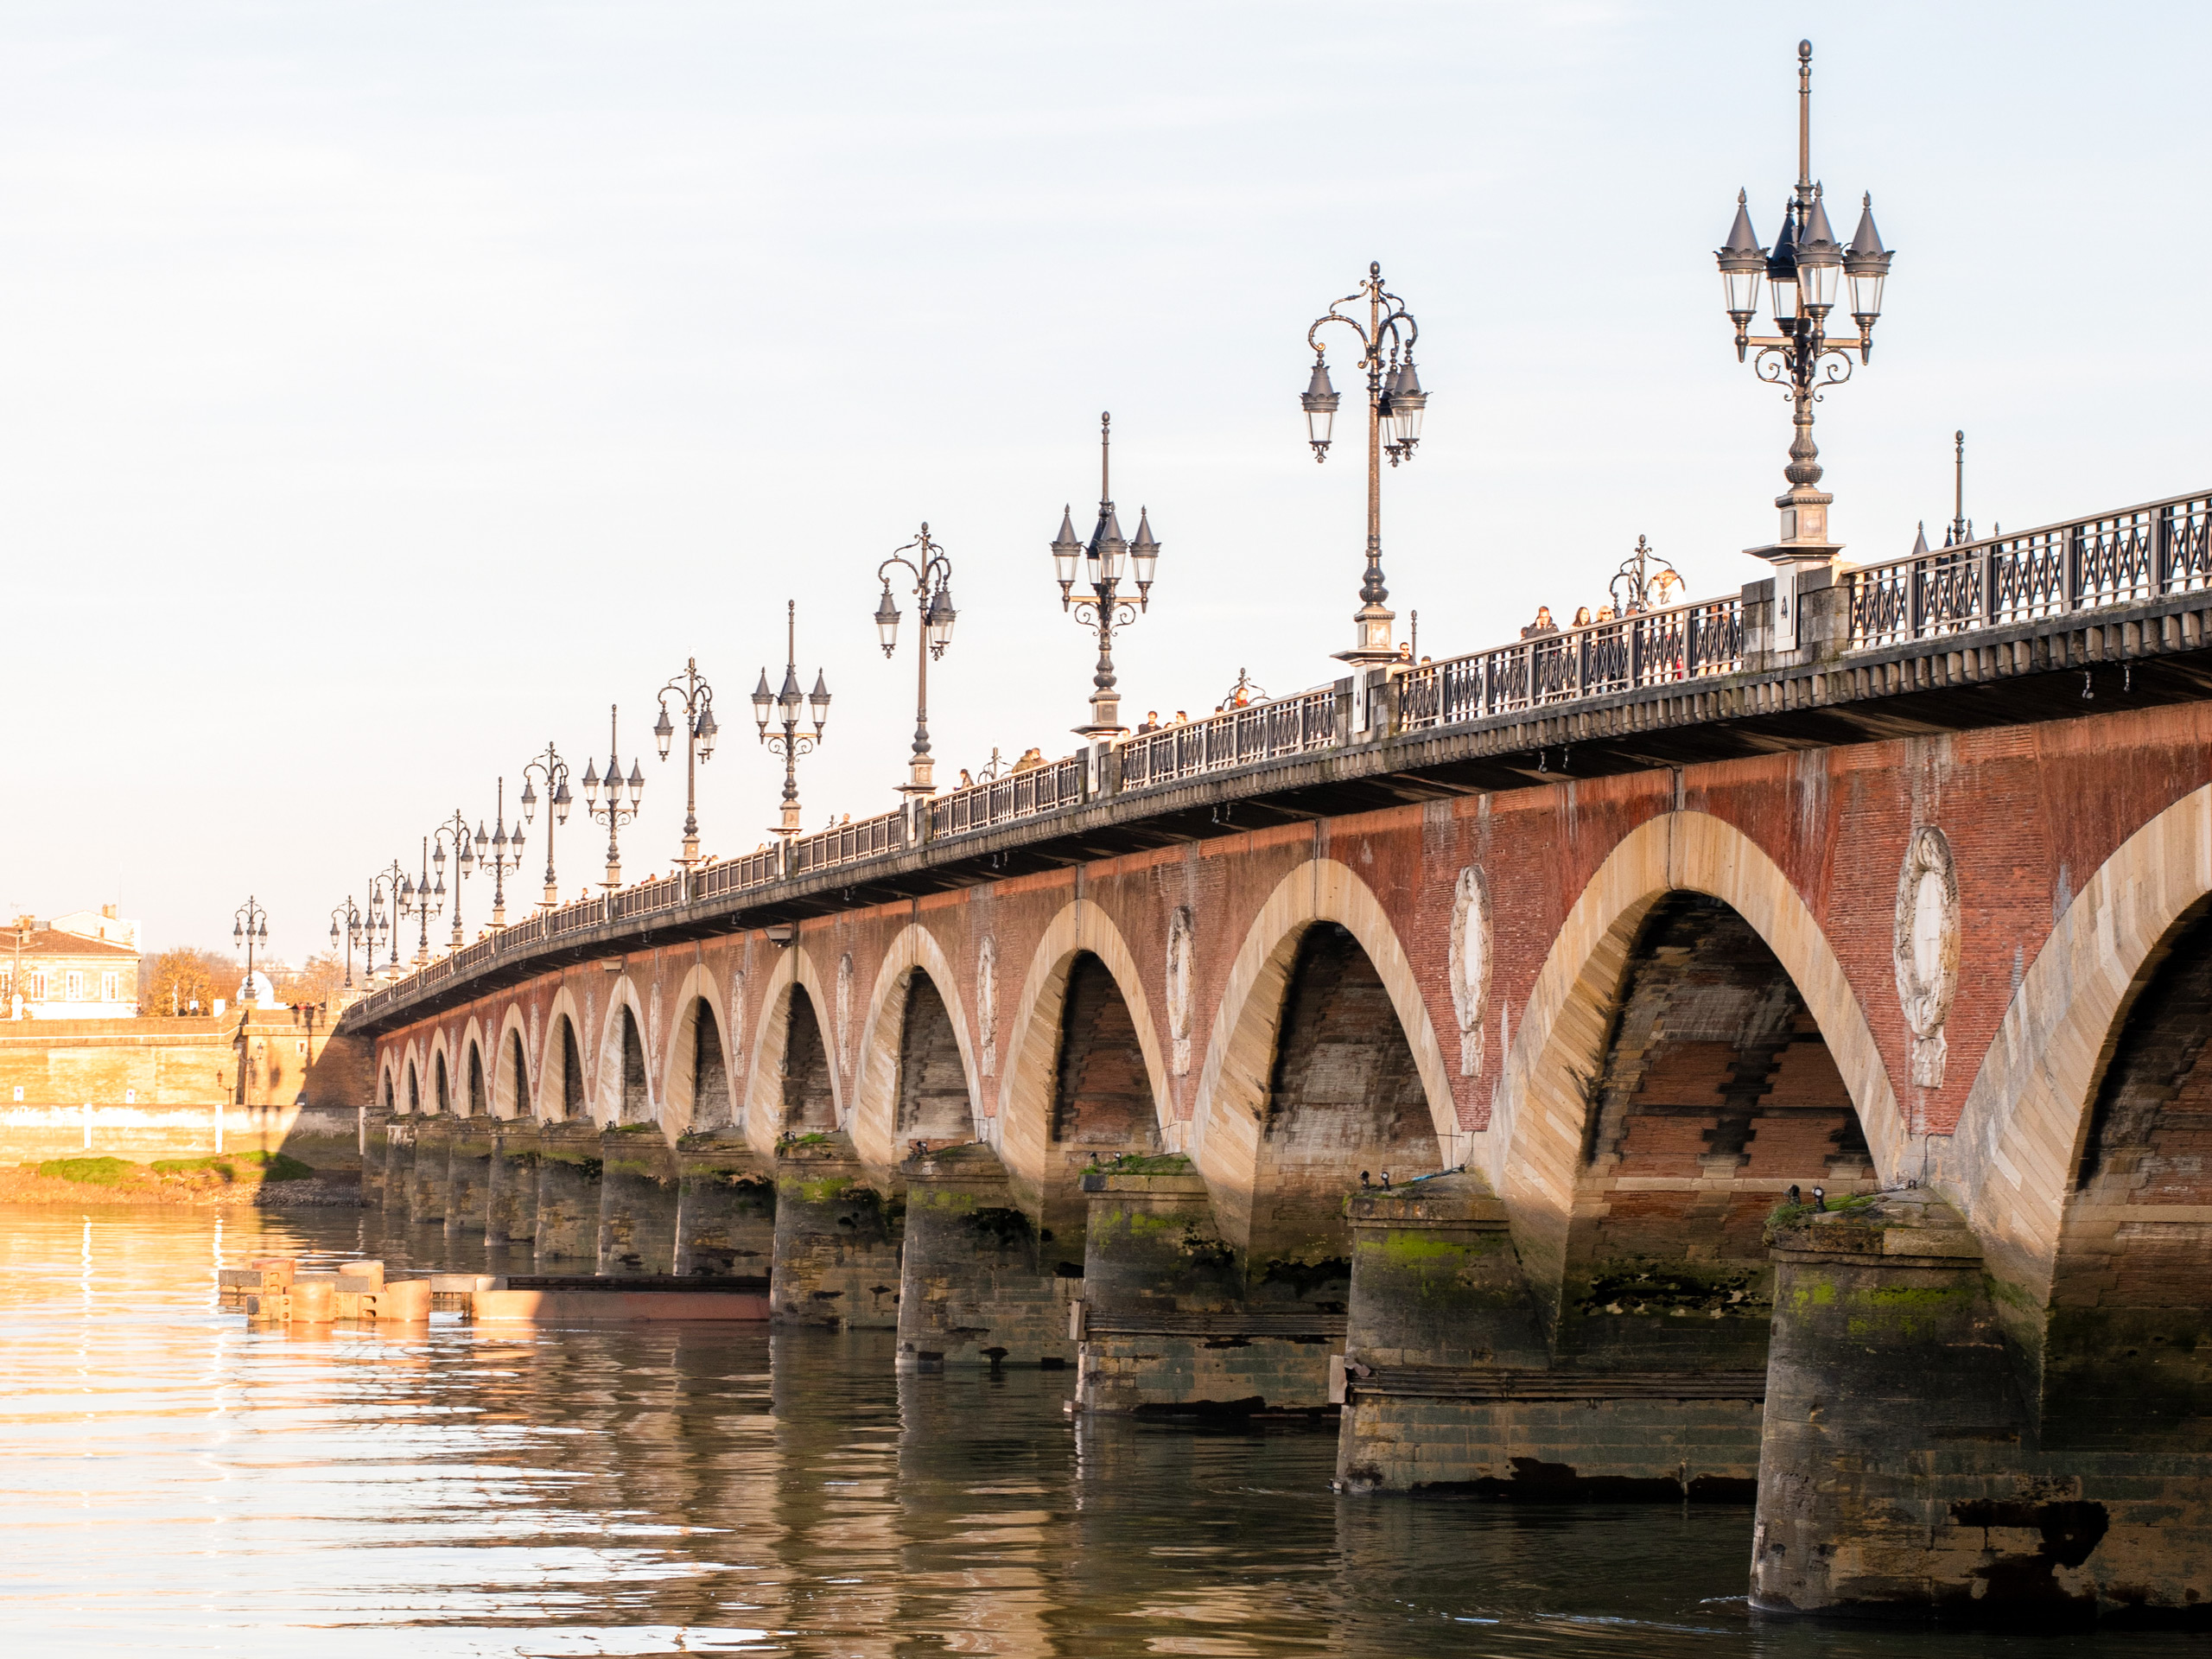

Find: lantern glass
<box><xmin>1720</xmin><ymin>264</ymin><xmax>1762</xmax><ymax>318</ymax></box>
<box><xmin>1770</xmin><ymin>272</ymin><xmax>1800</xmax><ymax>323</ymax></box>
<box><xmin>1847</xmin><ymin>264</ymin><xmax>1886</xmax><ymax>323</ymax></box>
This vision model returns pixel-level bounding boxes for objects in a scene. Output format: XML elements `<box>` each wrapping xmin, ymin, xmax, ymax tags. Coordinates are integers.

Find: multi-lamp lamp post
<box><xmin>1300</xmin><ymin>262</ymin><xmax>1429</xmax><ymax>665</ymax></box>
<box><xmin>367</xmin><ymin>862</ymin><xmax>404</xmax><ymax>979</ymax></box>
<box><xmin>398</xmin><ymin>825</ymin><xmax>464</xmax><ymax>964</ymax></box>
<box><xmin>653</xmin><ymin>658</ymin><xmax>719</xmax><ymax>870</ymax></box>
<box><xmin>581</xmin><ymin>706</ymin><xmax>645</xmax><ymax>892</ymax></box>
<box><xmin>1050</xmin><ymin>412</ymin><xmax>1160</xmax><ymax>738</ymax></box>
<box><xmin>232</xmin><ymin>897</ymin><xmax>269</xmax><ymax>1004</ymax></box>
<box><xmin>429</xmin><ymin>810</ymin><xmax>475</xmax><ymax>948</ymax></box>
<box><xmin>753</xmin><ymin>602</ymin><xmax>831</xmax><ymax>838</ymax></box>
<box><xmin>873</xmin><ymin>526</ymin><xmax>957</xmax><ymax>797</ymax></box>
<box><xmin>518</xmin><ymin>742</ymin><xmax>573</xmax><ymax>906</ymax></box>
<box><xmin>477</xmin><ymin>779</ymin><xmax>526</xmax><ymax>926</ymax></box>
<box><xmin>328</xmin><ymin>899</ymin><xmax>362</xmax><ymax>989</ymax></box>
<box><xmin>1713</xmin><ymin>38</ymin><xmax>1891</xmax><ymax>582</ymax></box>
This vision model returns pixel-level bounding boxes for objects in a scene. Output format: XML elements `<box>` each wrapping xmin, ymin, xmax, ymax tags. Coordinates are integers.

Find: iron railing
<box><xmin>1847</xmin><ymin>490</ymin><xmax>2212</xmax><ymax>649</ymax></box>
<box><xmin>1117</xmin><ymin>690</ymin><xmax>1343</xmax><ymax>790</ymax></box>
<box><xmin>1398</xmin><ymin>598</ymin><xmax>1745</xmax><ymax>732</ymax></box>
<box><xmin>794</xmin><ymin>809</ymin><xmax>906</xmax><ymax>874</ymax></box>
<box><xmin>694</xmin><ymin>847</ymin><xmax>782</xmax><ymax>902</ymax></box>
<box><xmin>611</xmin><ymin>875</ymin><xmax>684</xmax><ymax>923</ymax></box>
<box><xmin>930</xmin><ymin>757</ymin><xmax>1086</xmax><ymax>837</ymax></box>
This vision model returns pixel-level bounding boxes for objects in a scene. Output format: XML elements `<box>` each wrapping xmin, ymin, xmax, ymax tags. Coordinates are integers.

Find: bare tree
<box><xmin>273</xmin><ymin>952</ymin><xmax>346</xmax><ymax>1008</ymax></box>
<box><xmin>142</xmin><ymin>948</ymin><xmax>238</xmax><ymax>1018</ymax></box>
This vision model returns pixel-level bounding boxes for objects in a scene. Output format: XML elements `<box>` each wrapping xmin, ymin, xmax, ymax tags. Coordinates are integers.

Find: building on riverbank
<box><xmin>3</xmin><ymin>906</ymin><xmax>142</xmax><ymax>1019</ymax></box>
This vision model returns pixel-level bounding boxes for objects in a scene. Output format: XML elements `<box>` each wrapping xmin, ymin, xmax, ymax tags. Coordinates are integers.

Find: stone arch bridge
<box><xmin>340</xmin><ymin>489</ymin><xmax>2212</xmax><ymax>1624</ymax></box>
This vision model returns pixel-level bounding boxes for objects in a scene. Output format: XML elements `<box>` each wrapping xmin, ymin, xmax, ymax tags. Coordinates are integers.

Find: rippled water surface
<box><xmin>0</xmin><ymin>1205</ymin><xmax>2201</xmax><ymax>1656</ymax></box>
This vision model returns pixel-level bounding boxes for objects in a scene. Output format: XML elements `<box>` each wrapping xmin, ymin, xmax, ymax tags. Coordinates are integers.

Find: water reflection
<box><xmin>0</xmin><ymin>1205</ymin><xmax>2196</xmax><ymax>1656</ymax></box>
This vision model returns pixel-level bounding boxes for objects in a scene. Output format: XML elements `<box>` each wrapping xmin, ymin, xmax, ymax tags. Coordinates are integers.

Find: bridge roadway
<box><xmin>341</xmin><ymin>487</ymin><xmax>2212</xmax><ymax>1625</ymax></box>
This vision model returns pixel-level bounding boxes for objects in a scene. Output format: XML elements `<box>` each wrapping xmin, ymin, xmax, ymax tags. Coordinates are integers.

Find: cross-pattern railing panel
<box><xmin>794</xmin><ymin>809</ymin><xmax>906</xmax><ymax>874</ymax></box>
<box><xmin>694</xmin><ymin>847</ymin><xmax>782</xmax><ymax>901</ymax></box>
<box><xmin>930</xmin><ymin>757</ymin><xmax>1085</xmax><ymax>837</ymax></box>
<box><xmin>611</xmin><ymin>875</ymin><xmax>684</xmax><ymax>922</ymax></box>
<box><xmin>1849</xmin><ymin>491</ymin><xmax>2212</xmax><ymax>647</ymax></box>
<box><xmin>1397</xmin><ymin>598</ymin><xmax>1744</xmax><ymax>731</ymax></box>
<box><xmin>1116</xmin><ymin>690</ymin><xmax>1341</xmax><ymax>791</ymax></box>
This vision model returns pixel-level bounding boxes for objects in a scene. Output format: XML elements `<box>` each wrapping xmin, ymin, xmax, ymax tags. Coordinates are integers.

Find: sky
<box><xmin>2</xmin><ymin>0</ymin><xmax>2207</xmax><ymax>969</ymax></box>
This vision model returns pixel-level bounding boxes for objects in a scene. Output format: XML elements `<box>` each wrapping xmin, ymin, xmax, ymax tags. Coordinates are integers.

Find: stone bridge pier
<box><xmin>349</xmin><ymin>688</ymin><xmax>2212</xmax><ymax>1624</ymax></box>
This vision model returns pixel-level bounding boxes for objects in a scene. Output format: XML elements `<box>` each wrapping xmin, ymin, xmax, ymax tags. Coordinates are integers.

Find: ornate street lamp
<box><xmin>518</xmin><ymin>741</ymin><xmax>573</xmax><ymax>906</ymax></box>
<box><xmin>1713</xmin><ymin>39</ymin><xmax>1892</xmax><ymax>570</ymax></box>
<box><xmin>328</xmin><ymin>898</ymin><xmax>361</xmax><ymax>989</ymax></box>
<box><xmin>754</xmin><ymin>601</ymin><xmax>830</xmax><ymax>837</ymax></box>
<box><xmin>429</xmin><ymin>809</ymin><xmax>476</xmax><ymax>948</ymax></box>
<box><xmin>874</xmin><ymin>524</ymin><xmax>956</xmax><ymax>797</ymax></box>
<box><xmin>1300</xmin><ymin>261</ymin><xmax>1430</xmax><ymax>664</ymax></box>
<box><xmin>1948</xmin><ymin>429</ymin><xmax>1972</xmax><ymax>547</ymax></box>
<box><xmin>232</xmin><ymin>897</ymin><xmax>270</xmax><ymax>1004</ymax></box>
<box><xmin>477</xmin><ymin>778</ymin><xmax>527</xmax><ymax>926</ymax></box>
<box><xmin>582</xmin><ymin>705</ymin><xmax>645</xmax><ymax>891</ymax></box>
<box><xmin>398</xmin><ymin>836</ymin><xmax>443</xmax><ymax>965</ymax></box>
<box><xmin>366</xmin><ymin>861</ymin><xmax>404</xmax><ymax>980</ymax></box>
<box><xmin>654</xmin><ymin>657</ymin><xmax>719</xmax><ymax>869</ymax></box>
<box><xmin>1050</xmin><ymin>412</ymin><xmax>1159</xmax><ymax>738</ymax></box>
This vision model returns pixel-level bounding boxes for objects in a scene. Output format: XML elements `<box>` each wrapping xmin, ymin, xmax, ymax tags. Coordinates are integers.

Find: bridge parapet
<box><xmin>343</xmin><ymin>484</ymin><xmax>2212</xmax><ymax>1039</ymax></box>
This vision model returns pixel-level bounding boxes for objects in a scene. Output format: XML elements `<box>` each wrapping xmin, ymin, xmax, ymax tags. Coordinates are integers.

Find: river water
<box><xmin>0</xmin><ymin>1204</ymin><xmax>2197</xmax><ymax>1657</ymax></box>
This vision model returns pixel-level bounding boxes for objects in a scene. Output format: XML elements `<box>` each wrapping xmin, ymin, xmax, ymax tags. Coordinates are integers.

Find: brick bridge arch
<box><xmin>539</xmin><ymin>983</ymin><xmax>588</xmax><ymax>1122</ymax></box>
<box><xmin>592</xmin><ymin>972</ymin><xmax>655</xmax><ymax>1129</ymax></box>
<box><xmin>1189</xmin><ymin>855</ymin><xmax>1458</xmax><ymax>1251</ymax></box>
<box><xmin>658</xmin><ymin>960</ymin><xmax>737</xmax><ymax>1138</ymax></box>
<box><xmin>491</xmin><ymin>1001</ymin><xmax>530</xmax><ymax>1120</ymax></box>
<box><xmin>1948</xmin><ymin>783</ymin><xmax>2212</xmax><ymax>1367</ymax></box>
<box><xmin>742</xmin><ymin>936</ymin><xmax>844</xmax><ymax>1154</ymax></box>
<box><xmin>459</xmin><ymin>1015</ymin><xmax>489</xmax><ymax>1116</ymax></box>
<box><xmin>1483</xmin><ymin>809</ymin><xmax>1905</xmax><ymax>1318</ymax></box>
<box><xmin>849</xmin><ymin>923</ymin><xmax>982</xmax><ymax>1167</ymax></box>
<box><xmin>1000</xmin><ymin>896</ymin><xmax>1172</xmax><ymax>1209</ymax></box>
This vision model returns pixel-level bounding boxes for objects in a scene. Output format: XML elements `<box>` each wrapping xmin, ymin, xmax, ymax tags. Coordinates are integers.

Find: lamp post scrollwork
<box><xmin>1049</xmin><ymin>412</ymin><xmax>1159</xmax><ymax>738</ymax></box>
<box><xmin>754</xmin><ymin>601</ymin><xmax>830</xmax><ymax>838</ymax></box>
<box><xmin>874</xmin><ymin>524</ymin><xmax>956</xmax><ymax>797</ymax></box>
<box><xmin>1300</xmin><ymin>261</ymin><xmax>1430</xmax><ymax>665</ymax></box>
<box><xmin>1713</xmin><ymin>39</ymin><xmax>1892</xmax><ymax>571</ymax></box>
<box><xmin>1609</xmin><ymin>536</ymin><xmax>1684</xmax><ymax>617</ymax></box>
